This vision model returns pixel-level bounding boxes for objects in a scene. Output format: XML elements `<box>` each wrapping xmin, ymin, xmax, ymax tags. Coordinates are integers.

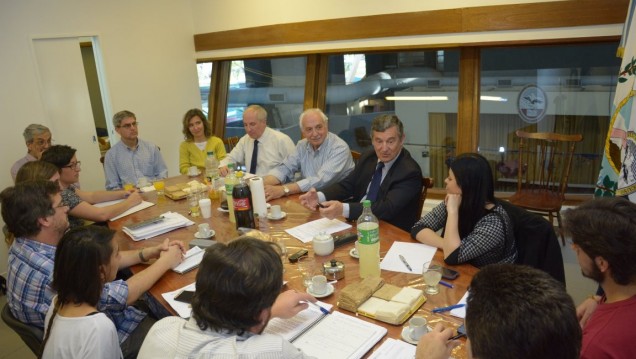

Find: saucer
<box><xmin>217</xmin><ymin>207</ymin><xmax>229</xmax><ymax>213</ymax></box>
<box><xmin>267</xmin><ymin>211</ymin><xmax>287</xmax><ymax>220</ymax></box>
<box><xmin>349</xmin><ymin>248</ymin><xmax>359</xmax><ymax>259</ymax></box>
<box><xmin>401</xmin><ymin>325</ymin><xmax>433</xmax><ymax>345</ymax></box>
<box><xmin>307</xmin><ymin>283</ymin><xmax>334</xmax><ymax>298</ymax></box>
<box><xmin>194</xmin><ymin>229</ymin><xmax>215</xmax><ymax>239</ymax></box>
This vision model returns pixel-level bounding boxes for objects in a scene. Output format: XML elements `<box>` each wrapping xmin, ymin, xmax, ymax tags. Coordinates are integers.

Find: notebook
<box><xmin>264</xmin><ymin>307</ymin><xmax>387</xmax><ymax>359</ymax></box>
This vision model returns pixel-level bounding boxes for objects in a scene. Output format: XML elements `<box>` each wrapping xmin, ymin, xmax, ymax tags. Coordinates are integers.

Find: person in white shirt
<box><xmin>262</xmin><ymin>108</ymin><xmax>354</xmax><ymax>201</ymax></box>
<box><xmin>219</xmin><ymin>105</ymin><xmax>295</xmax><ymax>177</ymax></box>
<box><xmin>138</xmin><ymin>237</ymin><xmax>317</xmax><ymax>359</ymax></box>
<box><xmin>42</xmin><ymin>226</ymin><xmax>124</xmax><ymax>359</ymax></box>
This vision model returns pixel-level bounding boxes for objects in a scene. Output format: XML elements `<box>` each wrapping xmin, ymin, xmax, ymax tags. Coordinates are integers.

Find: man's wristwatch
<box><xmin>283</xmin><ymin>186</ymin><xmax>290</xmax><ymax>196</ymax></box>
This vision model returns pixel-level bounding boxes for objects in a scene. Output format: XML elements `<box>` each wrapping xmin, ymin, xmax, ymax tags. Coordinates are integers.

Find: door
<box><xmin>32</xmin><ymin>37</ymin><xmax>105</xmax><ymax>190</ymax></box>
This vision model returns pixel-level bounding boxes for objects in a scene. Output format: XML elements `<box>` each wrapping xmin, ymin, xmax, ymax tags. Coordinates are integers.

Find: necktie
<box><xmin>249</xmin><ymin>139</ymin><xmax>259</xmax><ymax>174</ymax></box>
<box><xmin>366</xmin><ymin>162</ymin><xmax>385</xmax><ymax>202</ymax></box>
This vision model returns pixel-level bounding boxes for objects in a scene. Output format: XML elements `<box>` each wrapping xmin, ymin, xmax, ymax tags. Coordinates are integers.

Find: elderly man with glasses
<box><xmin>10</xmin><ymin>124</ymin><xmax>53</xmax><ymax>182</ymax></box>
<box><xmin>104</xmin><ymin>110</ymin><xmax>168</xmax><ymax>190</ymax></box>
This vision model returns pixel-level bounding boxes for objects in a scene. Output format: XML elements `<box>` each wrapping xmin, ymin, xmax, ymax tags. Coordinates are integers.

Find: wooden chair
<box><xmin>418</xmin><ymin>177</ymin><xmax>434</xmax><ymax>217</ymax></box>
<box><xmin>350</xmin><ymin>150</ymin><xmax>361</xmax><ymax>164</ymax></box>
<box><xmin>507</xmin><ymin>130</ymin><xmax>583</xmax><ymax>245</ymax></box>
<box><xmin>223</xmin><ymin>136</ymin><xmax>239</xmax><ymax>152</ymax></box>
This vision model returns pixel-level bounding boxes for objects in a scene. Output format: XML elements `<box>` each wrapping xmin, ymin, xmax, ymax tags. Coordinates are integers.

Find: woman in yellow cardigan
<box><xmin>179</xmin><ymin>109</ymin><xmax>227</xmax><ymax>174</ymax></box>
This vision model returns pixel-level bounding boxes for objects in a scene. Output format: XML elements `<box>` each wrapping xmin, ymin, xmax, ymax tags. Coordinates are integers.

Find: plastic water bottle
<box><xmin>225</xmin><ymin>163</ymin><xmax>237</xmax><ymax>223</ymax></box>
<box><xmin>205</xmin><ymin>151</ymin><xmax>219</xmax><ymax>183</ymax></box>
<box><xmin>357</xmin><ymin>200</ymin><xmax>380</xmax><ymax>278</ymax></box>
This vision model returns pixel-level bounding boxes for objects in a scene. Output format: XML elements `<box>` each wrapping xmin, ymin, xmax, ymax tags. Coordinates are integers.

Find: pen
<box><xmin>306</xmin><ymin>301</ymin><xmax>330</xmax><ymax>315</ymax></box>
<box><xmin>316</xmin><ymin>202</ymin><xmax>326</xmax><ymax>209</ymax></box>
<box><xmin>431</xmin><ymin>304</ymin><xmax>465</xmax><ymax>313</ymax></box>
<box><xmin>439</xmin><ymin>280</ymin><xmax>454</xmax><ymax>288</ymax></box>
<box><xmin>398</xmin><ymin>255</ymin><xmax>412</xmax><ymax>271</ymax></box>
<box><xmin>448</xmin><ymin>333</ymin><xmax>466</xmax><ymax>341</ymax></box>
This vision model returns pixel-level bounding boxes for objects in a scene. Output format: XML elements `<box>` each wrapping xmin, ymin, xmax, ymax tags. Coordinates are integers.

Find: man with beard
<box><xmin>1</xmin><ymin>180</ymin><xmax>185</xmax><ymax>358</ymax></box>
<box><xmin>563</xmin><ymin>197</ymin><xmax>636</xmax><ymax>359</ymax></box>
<box><xmin>138</xmin><ymin>237</ymin><xmax>318</xmax><ymax>358</ymax></box>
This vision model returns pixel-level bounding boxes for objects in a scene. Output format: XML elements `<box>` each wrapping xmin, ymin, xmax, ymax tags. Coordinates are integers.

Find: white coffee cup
<box><xmin>197</xmin><ymin>223</ymin><xmax>211</xmax><ymax>237</ymax></box>
<box><xmin>408</xmin><ymin>316</ymin><xmax>429</xmax><ymax>341</ymax></box>
<box><xmin>270</xmin><ymin>205</ymin><xmax>283</xmax><ymax>218</ymax></box>
<box><xmin>311</xmin><ymin>275</ymin><xmax>328</xmax><ymax>295</ymax></box>
<box><xmin>199</xmin><ymin>198</ymin><xmax>212</xmax><ymax>218</ymax></box>
<box><xmin>188</xmin><ymin>166</ymin><xmax>198</xmax><ymax>176</ymax></box>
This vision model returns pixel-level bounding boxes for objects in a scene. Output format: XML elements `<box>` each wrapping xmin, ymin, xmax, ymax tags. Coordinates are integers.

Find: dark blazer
<box><xmin>322</xmin><ymin>148</ymin><xmax>423</xmax><ymax>232</ymax></box>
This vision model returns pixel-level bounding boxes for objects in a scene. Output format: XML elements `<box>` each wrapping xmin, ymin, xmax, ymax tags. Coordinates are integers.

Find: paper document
<box><xmin>264</xmin><ymin>301</ymin><xmax>333</xmax><ymax>342</ymax></box>
<box><xmin>162</xmin><ymin>282</ymin><xmax>196</xmax><ymax>318</ymax></box>
<box><xmin>368</xmin><ymin>338</ymin><xmax>416</xmax><ymax>358</ymax></box>
<box><xmin>285</xmin><ymin>218</ymin><xmax>352</xmax><ymax>243</ymax></box>
<box><xmin>93</xmin><ymin>200</ymin><xmax>155</xmax><ymax>221</ymax></box>
<box><xmin>173</xmin><ymin>246</ymin><xmax>205</xmax><ymax>274</ymax></box>
<box><xmin>380</xmin><ymin>242</ymin><xmax>437</xmax><ymax>274</ymax></box>
<box><xmin>122</xmin><ymin>211</ymin><xmax>194</xmax><ymax>241</ymax></box>
<box><xmin>450</xmin><ymin>291</ymin><xmax>468</xmax><ymax>319</ymax></box>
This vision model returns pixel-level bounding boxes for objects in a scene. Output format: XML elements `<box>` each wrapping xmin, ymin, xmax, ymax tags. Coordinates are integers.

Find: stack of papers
<box><xmin>285</xmin><ymin>218</ymin><xmax>352</xmax><ymax>243</ymax></box>
<box><xmin>122</xmin><ymin>211</ymin><xmax>194</xmax><ymax>241</ymax></box>
<box><xmin>380</xmin><ymin>242</ymin><xmax>437</xmax><ymax>274</ymax></box>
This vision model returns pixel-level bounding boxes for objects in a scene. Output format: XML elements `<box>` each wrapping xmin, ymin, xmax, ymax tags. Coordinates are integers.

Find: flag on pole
<box><xmin>595</xmin><ymin>0</ymin><xmax>636</xmax><ymax>200</ymax></box>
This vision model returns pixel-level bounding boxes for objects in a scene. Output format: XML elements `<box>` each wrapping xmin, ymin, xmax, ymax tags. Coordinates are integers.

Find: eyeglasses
<box><xmin>52</xmin><ymin>202</ymin><xmax>67</xmax><ymax>212</ymax></box>
<box><xmin>32</xmin><ymin>138</ymin><xmax>53</xmax><ymax>146</ymax></box>
<box><xmin>63</xmin><ymin>161</ymin><xmax>81</xmax><ymax>171</ymax></box>
<box><xmin>118</xmin><ymin>122</ymin><xmax>139</xmax><ymax>129</ymax></box>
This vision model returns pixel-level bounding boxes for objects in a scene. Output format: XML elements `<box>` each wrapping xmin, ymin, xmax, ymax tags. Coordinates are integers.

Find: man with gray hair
<box><xmin>262</xmin><ymin>108</ymin><xmax>354</xmax><ymax>200</ymax></box>
<box><xmin>10</xmin><ymin>124</ymin><xmax>52</xmax><ymax>182</ymax></box>
<box><xmin>219</xmin><ymin>105</ymin><xmax>295</xmax><ymax>177</ymax></box>
<box><xmin>104</xmin><ymin>110</ymin><xmax>168</xmax><ymax>190</ymax></box>
<box><xmin>300</xmin><ymin>114</ymin><xmax>423</xmax><ymax>232</ymax></box>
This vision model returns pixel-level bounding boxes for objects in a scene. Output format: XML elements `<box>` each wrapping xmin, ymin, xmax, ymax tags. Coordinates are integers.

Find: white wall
<box><xmin>0</xmin><ymin>0</ymin><xmax>200</xmax><ymax>273</ymax></box>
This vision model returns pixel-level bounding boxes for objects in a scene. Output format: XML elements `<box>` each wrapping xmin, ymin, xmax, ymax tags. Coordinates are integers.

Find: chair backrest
<box><xmin>499</xmin><ymin>200</ymin><xmax>566</xmax><ymax>284</ymax></box>
<box><xmin>418</xmin><ymin>177</ymin><xmax>434</xmax><ymax>216</ymax></box>
<box><xmin>514</xmin><ymin>130</ymin><xmax>583</xmax><ymax>198</ymax></box>
<box><xmin>223</xmin><ymin>136</ymin><xmax>239</xmax><ymax>153</ymax></box>
<box><xmin>350</xmin><ymin>150</ymin><xmax>361</xmax><ymax>164</ymax></box>
<box><xmin>1</xmin><ymin>303</ymin><xmax>43</xmax><ymax>355</ymax></box>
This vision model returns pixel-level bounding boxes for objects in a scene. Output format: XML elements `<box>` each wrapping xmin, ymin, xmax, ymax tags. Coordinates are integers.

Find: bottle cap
<box><xmin>362</xmin><ymin>199</ymin><xmax>371</xmax><ymax>207</ymax></box>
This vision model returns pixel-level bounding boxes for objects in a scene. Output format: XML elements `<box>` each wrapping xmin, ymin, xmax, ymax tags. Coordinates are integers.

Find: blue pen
<box><xmin>439</xmin><ymin>280</ymin><xmax>454</xmax><ymax>288</ymax></box>
<box><xmin>432</xmin><ymin>304</ymin><xmax>465</xmax><ymax>313</ymax></box>
<box><xmin>306</xmin><ymin>301</ymin><xmax>330</xmax><ymax>315</ymax></box>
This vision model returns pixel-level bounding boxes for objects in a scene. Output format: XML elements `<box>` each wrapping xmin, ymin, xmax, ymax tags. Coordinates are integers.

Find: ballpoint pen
<box><xmin>398</xmin><ymin>255</ymin><xmax>412</xmax><ymax>271</ymax></box>
<box><xmin>431</xmin><ymin>304</ymin><xmax>465</xmax><ymax>313</ymax></box>
<box><xmin>306</xmin><ymin>301</ymin><xmax>330</xmax><ymax>315</ymax></box>
<box><xmin>439</xmin><ymin>280</ymin><xmax>454</xmax><ymax>288</ymax></box>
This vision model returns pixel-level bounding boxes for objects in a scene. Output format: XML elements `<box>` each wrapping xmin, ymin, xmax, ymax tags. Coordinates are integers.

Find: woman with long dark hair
<box><xmin>411</xmin><ymin>153</ymin><xmax>516</xmax><ymax>267</ymax></box>
<box><xmin>41</xmin><ymin>226</ymin><xmax>122</xmax><ymax>358</ymax></box>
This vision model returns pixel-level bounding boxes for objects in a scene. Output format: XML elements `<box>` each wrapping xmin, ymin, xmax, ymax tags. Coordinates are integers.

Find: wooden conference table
<box><xmin>109</xmin><ymin>175</ymin><xmax>477</xmax><ymax>358</ymax></box>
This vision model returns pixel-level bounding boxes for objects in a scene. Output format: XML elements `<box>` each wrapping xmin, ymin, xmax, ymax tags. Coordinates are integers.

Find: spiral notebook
<box><xmin>264</xmin><ymin>307</ymin><xmax>386</xmax><ymax>359</ymax></box>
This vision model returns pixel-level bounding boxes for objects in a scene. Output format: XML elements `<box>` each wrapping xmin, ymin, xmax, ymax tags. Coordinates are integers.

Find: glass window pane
<box><xmin>196</xmin><ymin>62</ymin><xmax>213</xmax><ymax>114</ymax></box>
<box><xmin>226</xmin><ymin>57</ymin><xmax>307</xmax><ymax>143</ymax></box>
<box><xmin>479</xmin><ymin>43</ymin><xmax>620</xmax><ymax>194</ymax></box>
<box><xmin>325</xmin><ymin>51</ymin><xmax>460</xmax><ymax>188</ymax></box>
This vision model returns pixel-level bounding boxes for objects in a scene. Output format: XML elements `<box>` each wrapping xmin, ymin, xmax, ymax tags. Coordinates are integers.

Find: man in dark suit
<box><xmin>299</xmin><ymin>114</ymin><xmax>423</xmax><ymax>232</ymax></box>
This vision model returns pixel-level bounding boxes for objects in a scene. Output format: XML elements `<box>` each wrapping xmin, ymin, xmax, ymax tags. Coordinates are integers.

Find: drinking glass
<box><xmin>153</xmin><ymin>179</ymin><xmax>165</xmax><ymax>195</ymax></box>
<box><xmin>423</xmin><ymin>262</ymin><xmax>442</xmax><ymax>295</ymax></box>
<box><xmin>123</xmin><ymin>182</ymin><xmax>134</xmax><ymax>191</ymax></box>
<box><xmin>188</xmin><ymin>191</ymin><xmax>200</xmax><ymax>217</ymax></box>
<box><xmin>297</xmin><ymin>257</ymin><xmax>315</xmax><ymax>288</ymax></box>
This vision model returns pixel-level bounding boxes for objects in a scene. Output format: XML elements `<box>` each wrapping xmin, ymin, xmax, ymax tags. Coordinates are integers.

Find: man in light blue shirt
<box><xmin>263</xmin><ymin>108</ymin><xmax>354</xmax><ymax>201</ymax></box>
<box><xmin>104</xmin><ymin>110</ymin><xmax>168</xmax><ymax>190</ymax></box>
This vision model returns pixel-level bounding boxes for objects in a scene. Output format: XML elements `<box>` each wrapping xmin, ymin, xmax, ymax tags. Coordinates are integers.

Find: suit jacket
<box><xmin>322</xmin><ymin>148</ymin><xmax>423</xmax><ymax>232</ymax></box>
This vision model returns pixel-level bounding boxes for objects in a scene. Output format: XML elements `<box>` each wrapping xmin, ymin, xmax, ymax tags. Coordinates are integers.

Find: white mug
<box><xmin>197</xmin><ymin>223</ymin><xmax>211</xmax><ymax>237</ymax></box>
<box><xmin>310</xmin><ymin>275</ymin><xmax>328</xmax><ymax>295</ymax></box>
<box><xmin>408</xmin><ymin>316</ymin><xmax>429</xmax><ymax>341</ymax></box>
<box><xmin>270</xmin><ymin>205</ymin><xmax>283</xmax><ymax>218</ymax></box>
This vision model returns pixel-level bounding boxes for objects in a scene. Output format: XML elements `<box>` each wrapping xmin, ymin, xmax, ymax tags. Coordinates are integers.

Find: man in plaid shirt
<box><xmin>1</xmin><ymin>180</ymin><xmax>184</xmax><ymax>358</ymax></box>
